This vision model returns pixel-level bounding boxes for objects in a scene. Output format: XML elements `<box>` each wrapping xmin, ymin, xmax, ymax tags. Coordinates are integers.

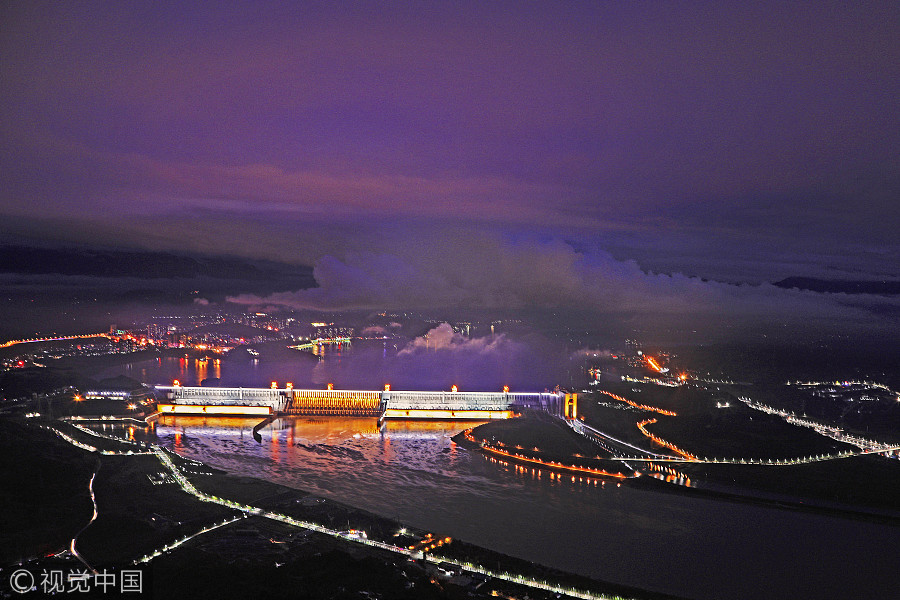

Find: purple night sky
<box><xmin>1</xmin><ymin>1</ymin><xmax>898</xmax><ymax>330</ymax></box>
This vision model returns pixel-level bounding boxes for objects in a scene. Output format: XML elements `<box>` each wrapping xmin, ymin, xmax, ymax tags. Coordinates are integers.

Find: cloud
<box><xmin>360</xmin><ymin>325</ymin><xmax>388</xmax><ymax>336</ymax></box>
<box><xmin>398</xmin><ymin>323</ymin><xmax>506</xmax><ymax>356</ymax></box>
<box><xmin>311</xmin><ymin>323</ymin><xmax>564</xmax><ymax>391</ymax></box>
<box><xmin>228</xmin><ymin>233</ymin><xmax>898</xmax><ymax>333</ymax></box>
<box><xmin>2</xmin><ymin>1</ymin><xmax>898</xmax><ymax>270</ymax></box>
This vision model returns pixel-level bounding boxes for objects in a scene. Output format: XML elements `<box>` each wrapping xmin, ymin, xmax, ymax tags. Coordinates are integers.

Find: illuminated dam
<box><xmin>156</xmin><ymin>384</ymin><xmax>575</xmax><ymax>420</ymax></box>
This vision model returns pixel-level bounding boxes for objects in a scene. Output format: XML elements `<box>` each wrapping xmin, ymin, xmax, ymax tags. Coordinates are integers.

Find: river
<box><xmin>98</xmin><ymin>355</ymin><xmax>900</xmax><ymax>600</ymax></box>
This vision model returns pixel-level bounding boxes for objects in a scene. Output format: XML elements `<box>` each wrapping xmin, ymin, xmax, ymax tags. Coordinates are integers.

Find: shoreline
<box><xmin>459</xmin><ymin>415</ymin><xmax>900</xmax><ymax>526</ymax></box>
<box><xmin>452</xmin><ymin>426</ymin><xmax>631</xmax><ymax>480</ymax></box>
<box><xmin>7</xmin><ymin>415</ymin><xmax>686</xmax><ymax>600</ymax></box>
<box><xmin>626</xmin><ymin>471</ymin><xmax>900</xmax><ymax>525</ymax></box>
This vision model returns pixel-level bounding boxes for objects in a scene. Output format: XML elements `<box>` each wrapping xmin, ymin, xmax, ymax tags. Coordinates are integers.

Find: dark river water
<box><xmin>98</xmin><ymin>356</ymin><xmax>900</xmax><ymax>600</ymax></box>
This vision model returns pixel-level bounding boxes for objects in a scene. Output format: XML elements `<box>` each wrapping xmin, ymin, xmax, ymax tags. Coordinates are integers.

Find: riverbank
<box><xmin>0</xmin><ymin>415</ymin><xmax>686</xmax><ymax>600</ymax></box>
<box><xmin>452</xmin><ymin>412</ymin><xmax>632</xmax><ymax>480</ymax></box>
<box><xmin>459</xmin><ymin>412</ymin><xmax>900</xmax><ymax>525</ymax></box>
<box><xmin>0</xmin><ymin>419</ymin><xmax>95</xmax><ymax>565</ymax></box>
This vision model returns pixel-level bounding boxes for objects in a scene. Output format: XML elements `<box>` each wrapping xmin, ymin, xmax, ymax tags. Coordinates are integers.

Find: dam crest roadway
<box><xmin>155</xmin><ymin>384</ymin><xmax>576</xmax><ymax>421</ymax></box>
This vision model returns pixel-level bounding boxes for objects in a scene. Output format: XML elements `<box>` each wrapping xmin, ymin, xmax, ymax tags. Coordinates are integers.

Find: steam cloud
<box><xmin>228</xmin><ymin>234</ymin><xmax>896</xmax><ymax>334</ymax></box>
<box><xmin>311</xmin><ymin>322</ymin><xmax>565</xmax><ymax>391</ymax></box>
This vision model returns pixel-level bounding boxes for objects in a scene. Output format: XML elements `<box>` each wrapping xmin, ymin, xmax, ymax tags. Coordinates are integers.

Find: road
<box><xmin>69</xmin><ymin>460</ymin><xmax>100</xmax><ymax>574</ymax></box>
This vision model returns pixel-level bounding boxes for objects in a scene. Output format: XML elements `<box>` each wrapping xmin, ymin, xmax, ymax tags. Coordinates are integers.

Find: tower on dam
<box><xmin>564</xmin><ymin>393</ymin><xmax>578</xmax><ymax>420</ymax></box>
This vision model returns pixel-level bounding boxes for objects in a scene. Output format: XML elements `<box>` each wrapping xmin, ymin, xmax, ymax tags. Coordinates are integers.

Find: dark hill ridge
<box><xmin>773</xmin><ymin>277</ymin><xmax>900</xmax><ymax>295</ymax></box>
<box><xmin>0</xmin><ymin>244</ymin><xmax>314</xmax><ymax>282</ymax></box>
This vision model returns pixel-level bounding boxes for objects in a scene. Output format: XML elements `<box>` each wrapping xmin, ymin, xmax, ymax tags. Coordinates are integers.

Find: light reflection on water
<box><xmin>122</xmin><ymin>415</ymin><xmax>900</xmax><ymax>600</ymax></box>
<box><xmin>105</xmin><ymin>356</ymin><xmax>254</xmax><ymax>388</ymax></box>
<box><xmin>93</xmin><ymin>358</ymin><xmax>900</xmax><ymax>600</ymax></box>
<box><xmin>102</xmin><ymin>344</ymin><xmax>348</xmax><ymax>389</ymax></box>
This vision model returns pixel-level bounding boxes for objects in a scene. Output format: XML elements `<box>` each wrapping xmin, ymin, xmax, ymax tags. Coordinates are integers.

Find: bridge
<box><xmin>155</xmin><ymin>384</ymin><xmax>572</xmax><ymax>420</ymax></box>
<box><xmin>0</xmin><ymin>332</ymin><xmax>109</xmax><ymax>349</ymax></box>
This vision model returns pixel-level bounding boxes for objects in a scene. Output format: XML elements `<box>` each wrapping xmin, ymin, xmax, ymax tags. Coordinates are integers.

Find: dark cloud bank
<box><xmin>229</xmin><ymin>234</ymin><xmax>899</xmax><ymax>340</ymax></box>
<box><xmin>1</xmin><ymin>2</ymin><xmax>898</xmax><ymax>349</ymax></box>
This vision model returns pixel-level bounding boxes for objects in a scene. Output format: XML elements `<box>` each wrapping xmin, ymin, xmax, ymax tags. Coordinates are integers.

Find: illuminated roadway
<box><xmin>568</xmin><ymin>418</ymin><xmax>673</xmax><ymax>459</ymax></box>
<box><xmin>566</xmin><ymin>405</ymin><xmax>900</xmax><ymax>466</ymax></box>
<box><xmin>143</xmin><ymin>446</ymin><xmax>633</xmax><ymax>600</ymax></box>
<box><xmin>739</xmin><ymin>395</ymin><xmax>900</xmax><ymax>457</ymax></box>
<box><xmin>69</xmin><ymin>463</ymin><xmax>100</xmax><ymax>574</ymax></box>
<box><xmin>0</xmin><ymin>333</ymin><xmax>109</xmax><ymax>349</ymax></box>
<box><xmin>48</xmin><ymin>420</ymin><xmax>637</xmax><ymax>600</ymax></box>
<box><xmin>47</xmin><ymin>386</ymin><xmax>900</xmax><ymax>599</ymax></box>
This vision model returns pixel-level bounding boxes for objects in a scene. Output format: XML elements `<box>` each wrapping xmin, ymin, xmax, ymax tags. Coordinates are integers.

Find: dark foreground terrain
<box><xmin>0</xmin><ymin>415</ymin><xmax>684</xmax><ymax>600</ymax></box>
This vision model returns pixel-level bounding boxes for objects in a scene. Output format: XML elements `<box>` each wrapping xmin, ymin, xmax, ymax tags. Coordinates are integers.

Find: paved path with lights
<box><xmin>566</xmin><ymin>405</ymin><xmax>900</xmax><ymax>466</ymax></box>
<box><xmin>0</xmin><ymin>333</ymin><xmax>108</xmax><ymax>348</ymax></box>
<box><xmin>69</xmin><ymin>461</ymin><xmax>101</xmax><ymax>574</ymax></box>
<box><xmin>49</xmin><ymin>420</ymin><xmax>640</xmax><ymax>600</ymax></box>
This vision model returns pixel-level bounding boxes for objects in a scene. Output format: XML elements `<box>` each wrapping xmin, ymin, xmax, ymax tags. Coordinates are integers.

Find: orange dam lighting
<box><xmin>464</xmin><ymin>430</ymin><xmax>627</xmax><ymax>479</ymax></box>
<box><xmin>157</xmin><ymin>404</ymin><xmax>273</xmax><ymax>416</ymax></box>
<box><xmin>382</xmin><ymin>409</ymin><xmax>513</xmax><ymax>420</ymax></box>
<box><xmin>598</xmin><ymin>390</ymin><xmax>676</xmax><ymax>416</ymax></box>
